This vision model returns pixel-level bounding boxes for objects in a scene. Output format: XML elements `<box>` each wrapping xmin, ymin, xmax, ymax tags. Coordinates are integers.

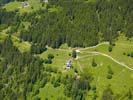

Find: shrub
<box><xmin>123</xmin><ymin>52</ymin><xmax>126</xmax><ymax>55</ymax></box>
<box><xmin>108</xmin><ymin>45</ymin><xmax>113</xmax><ymax>52</ymax></box>
<box><xmin>112</xmin><ymin>43</ymin><xmax>116</xmax><ymax>46</ymax></box>
<box><xmin>34</xmin><ymin>96</ymin><xmax>40</xmax><ymax>100</ymax></box>
<box><xmin>108</xmin><ymin>66</ymin><xmax>114</xmax><ymax>75</ymax></box>
<box><xmin>107</xmin><ymin>74</ymin><xmax>112</xmax><ymax>79</ymax></box>
<box><xmin>127</xmin><ymin>53</ymin><xmax>130</xmax><ymax>57</ymax></box>
<box><xmin>130</xmin><ymin>52</ymin><xmax>133</xmax><ymax>57</ymax></box>
<box><xmin>92</xmin><ymin>93</ymin><xmax>98</xmax><ymax>100</ymax></box>
<box><xmin>72</xmin><ymin>50</ymin><xmax>77</xmax><ymax>58</ymax></box>
<box><xmin>31</xmin><ymin>6</ymin><xmax>34</xmax><ymax>9</ymax></box>
<box><xmin>46</xmin><ymin>66</ymin><xmax>57</xmax><ymax>72</ymax></box>
<box><xmin>91</xmin><ymin>85</ymin><xmax>97</xmax><ymax>93</ymax></box>
<box><xmin>92</xmin><ymin>58</ymin><xmax>97</xmax><ymax>67</ymax></box>
<box><xmin>74</xmin><ymin>68</ymin><xmax>78</xmax><ymax>73</ymax></box>
<box><xmin>48</xmin><ymin>54</ymin><xmax>54</xmax><ymax>59</ymax></box>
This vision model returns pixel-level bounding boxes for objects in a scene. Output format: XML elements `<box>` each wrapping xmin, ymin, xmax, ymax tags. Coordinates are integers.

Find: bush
<box><xmin>108</xmin><ymin>45</ymin><xmax>113</xmax><ymax>52</ymax></box>
<box><xmin>107</xmin><ymin>74</ymin><xmax>112</xmax><ymax>79</ymax></box>
<box><xmin>127</xmin><ymin>53</ymin><xmax>130</xmax><ymax>57</ymax></box>
<box><xmin>51</xmin><ymin>76</ymin><xmax>61</xmax><ymax>87</ymax></box>
<box><xmin>34</xmin><ymin>89</ymin><xmax>39</xmax><ymax>96</ymax></box>
<box><xmin>74</xmin><ymin>68</ymin><xmax>78</xmax><ymax>73</ymax></box>
<box><xmin>46</xmin><ymin>66</ymin><xmax>57</xmax><ymax>73</ymax></box>
<box><xmin>31</xmin><ymin>6</ymin><xmax>34</xmax><ymax>9</ymax></box>
<box><xmin>91</xmin><ymin>85</ymin><xmax>97</xmax><ymax>93</ymax></box>
<box><xmin>72</xmin><ymin>50</ymin><xmax>77</xmax><ymax>58</ymax></box>
<box><xmin>112</xmin><ymin>43</ymin><xmax>116</xmax><ymax>46</ymax></box>
<box><xmin>130</xmin><ymin>52</ymin><xmax>133</xmax><ymax>57</ymax></box>
<box><xmin>34</xmin><ymin>96</ymin><xmax>40</xmax><ymax>100</ymax></box>
<box><xmin>108</xmin><ymin>66</ymin><xmax>114</xmax><ymax>75</ymax></box>
<box><xmin>92</xmin><ymin>59</ymin><xmax>97</xmax><ymax>67</ymax></box>
<box><xmin>48</xmin><ymin>54</ymin><xmax>54</xmax><ymax>59</ymax></box>
<box><xmin>123</xmin><ymin>52</ymin><xmax>126</xmax><ymax>55</ymax></box>
<box><xmin>92</xmin><ymin>93</ymin><xmax>98</xmax><ymax>100</ymax></box>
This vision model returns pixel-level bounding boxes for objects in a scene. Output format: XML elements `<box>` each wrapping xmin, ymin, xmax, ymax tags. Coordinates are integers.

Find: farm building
<box><xmin>66</xmin><ymin>60</ymin><xmax>72</xmax><ymax>69</ymax></box>
<box><xmin>22</xmin><ymin>2</ymin><xmax>29</xmax><ymax>8</ymax></box>
<box><xmin>43</xmin><ymin>0</ymin><xmax>48</xmax><ymax>3</ymax></box>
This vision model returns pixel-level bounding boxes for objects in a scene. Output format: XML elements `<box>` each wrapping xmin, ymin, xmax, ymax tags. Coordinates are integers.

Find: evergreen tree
<box><xmin>72</xmin><ymin>50</ymin><xmax>77</xmax><ymax>58</ymax></box>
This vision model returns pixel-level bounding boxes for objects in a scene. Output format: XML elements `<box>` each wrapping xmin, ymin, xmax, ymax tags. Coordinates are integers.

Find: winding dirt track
<box><xmin>81</xmin><ymin>51</ymin><xmax>133</xmax><ymax>71</ymax></box>
<box><xmin>55</xmin><ymin>42</ymin><xmax>133</xmax><ymax>71</ymax></box>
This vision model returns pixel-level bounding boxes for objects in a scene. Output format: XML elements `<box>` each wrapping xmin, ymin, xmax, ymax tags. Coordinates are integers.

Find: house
<box><xmin>75</xmin><ymin>49</ymin><xmax>80</xmax><ymax>53</ymax></box>
<box><xmin>22</xmin><ymin>2</ymin><xmax>29</xmax><ymax>8</ymax></box>
<box><xmin>43</xmin><ymin>0</ymin><xmax>48</xmax><ymax>3</ymax></box>
<box><xmin>75</xmin><ymin>49</ymin><xmax>80</xmax><ymax>60</ymax></box>
<box><xmin>66</xmin><ymin>60</ymin><xmax>72</xmax><ymax>69</ymax></box>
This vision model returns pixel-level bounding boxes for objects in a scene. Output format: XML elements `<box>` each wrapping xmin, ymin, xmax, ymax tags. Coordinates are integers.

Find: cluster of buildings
<box><xmin>22</xmin><ymin>2</ymin><xmax>29</xmax><ymax>8</ymax></box>
<box><xmin>65</xmin><ymin>49</ymin><xmax>80</xmax><ymax>70</ymax></box>
<box><xmin>43</xmin><ymin>0</ymin><xmax>48</xmax><ymax>3</ymax></box>
<box><xmin>21</xmin><ymin>0</ymin><xmax>48</xmax><ymax>8</ymax></box>
<box><xmin>66</xmin><ymin>60</ymin><xmax>72</xmax><ymax>69</ymax></box>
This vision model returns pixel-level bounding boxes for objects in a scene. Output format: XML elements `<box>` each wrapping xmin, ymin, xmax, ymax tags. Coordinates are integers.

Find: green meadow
<box><xmin>0</xmin><ymin>29</ymin><xmax>133</xmax><ymax>100</ymax></box>
<box><xmin>3</xmin><ymin>0</ymin><xmax>46</xmax><ymax>13</ymax></box>
<box><xmin>29</xmin><ymin>36</ymin><xmax>133</xmax><ymax>99</ymax></box>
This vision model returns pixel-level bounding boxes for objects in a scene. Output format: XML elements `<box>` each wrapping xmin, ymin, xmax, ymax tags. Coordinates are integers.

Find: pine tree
<box><xmin>72</xmin><ymin>50</ymin><xmax>77</xmax><ymax>58</ymax></box>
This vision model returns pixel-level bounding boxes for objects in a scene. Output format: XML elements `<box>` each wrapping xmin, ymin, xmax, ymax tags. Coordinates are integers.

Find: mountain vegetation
<box><xmin>0</xmin><ymin>0</ymin><xmax>133</xmax><ymax>100</ymax></box>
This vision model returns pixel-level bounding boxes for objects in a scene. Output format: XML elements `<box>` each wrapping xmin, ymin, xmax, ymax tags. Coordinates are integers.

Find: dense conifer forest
<box><xmin>0</xmin><ymin>0</ymin><xmax>133</xmax><ymax>100</ymax></box>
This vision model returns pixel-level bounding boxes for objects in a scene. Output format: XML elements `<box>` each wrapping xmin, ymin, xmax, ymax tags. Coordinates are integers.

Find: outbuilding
<box><xmin>66</xmin><ymin>60</ymin><xmax>72</xmax><ymax>69</ymax></box>
<box><xmin>22</xmin><ymin>2</ymin><xmax>29</xmax><ymax>8</ymax></box>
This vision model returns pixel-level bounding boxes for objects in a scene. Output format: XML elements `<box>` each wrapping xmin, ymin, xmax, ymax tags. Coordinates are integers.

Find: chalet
<box><xmin>43</xmin><ymin>0</ymin><xmax>48</xmax><ymax>3</ymax></box>
<box><xmin>75</xmin><ymin>49</ymin><xmax>80</xmax><ymax>53</ymax></box>
<box><xmin>66</xmin><ymin>60</ymin><xmax>72</xmax><ymax>69</ymax></box>
<box><xmin>22</xmin><ymin>2</ymin><xmax>29</xmax><ymax>8</ymax></box>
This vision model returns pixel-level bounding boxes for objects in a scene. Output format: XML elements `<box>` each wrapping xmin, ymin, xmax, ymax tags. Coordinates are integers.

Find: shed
<box><xmin>66</xmin><ymin>60</ymin><xmax>72</xmax><ymax>69</ymax></box>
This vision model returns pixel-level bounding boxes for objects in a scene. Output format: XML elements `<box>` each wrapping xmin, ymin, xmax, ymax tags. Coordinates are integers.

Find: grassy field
<box><xmin>39</xmin><ymin>48</ymin><xmax>72</xmax><ymax>70</ymax></box>
<box><xmin>1</xmin><ymin>28</ymin><xmax>133</xmax><ymax>99</ymax></box>
<box><xmin>3</xmin><ymin>0</ymin><xmax>46</xmax><ymax>13</ymax></box>
<box><xmin>81</xmin><ymin>34</ymin><xmax>133</xmax><ymax>69</ymax></box>
<box><xmin>35</xmin><ymin>35</ymin><xmax>133</xmax><ymax>99</ymax></box>
<box><xmin>38</xmin><ymin>83</ymin><xmax>71</xmax><ymax>100</ymax></box>
<box><xmin>0</xmin><ymin>30</ymin><xmax>31</xmax><ymax>52</ymax></box>
<box><xmin>77</xmin><ymin>54</ymin><xmax>133</xmax><ymax>99</ymax></box>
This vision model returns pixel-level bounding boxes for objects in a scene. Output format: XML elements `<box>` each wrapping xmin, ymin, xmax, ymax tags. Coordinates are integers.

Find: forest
<box><xmin>19</xmin><ymin>0</ymin><xmax>133</xmax><ymax>48</ymax></box>
<box><xmin>0</xmin><ymin>0</ymin><xmax>133</xmax><ymax>100</ymax></box>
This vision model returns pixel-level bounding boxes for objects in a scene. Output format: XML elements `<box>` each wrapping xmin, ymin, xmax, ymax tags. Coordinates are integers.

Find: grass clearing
<box><xmin>0</xmin><ymin>30</ymin><xmax>31</xmax><ymax>52</ymax></box>
<box><xmin>81</xmin><ymin>35</ymin><xmax>133</xmax><ymax>69</ymax></box>
<box><xmin>39</xmin><ymin>48</ymin><xmax>72</xmax><ymax>69</ymax></box>
<box><xmin>3</xmin><ymin>0</ymin><xmax>46</xmax><ymax>13</ymax></box>
<box><xmin>78</xmin><ymin>54</ymin><xmax>133</xmax><ymax>99</ymax></box>
<box><xmin>38</xmin><ymin>83</ymin><xmax>70</xmax><ymax>100</ymax></box>
<box><xmin>37</xmin><ymin>35</ymin><xmax>133</xmax><ymax>99</ymax></box>
<box><xmin>3</xmin><ymin>1</ymin><xmax>21</xmax><ymax>11</ymax></box>
<box><xmin>1</xmin><ymin>28</ymin><xmax>132</xmax><ymax>99</ymax></box>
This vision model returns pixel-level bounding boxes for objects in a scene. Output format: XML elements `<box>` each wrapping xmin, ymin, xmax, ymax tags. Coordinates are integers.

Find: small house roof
<box><xmin>76</xmin><ymin>49</ymin><xmax>80</xmax><ymax>53</ymax></box>
<box><xmin>66</xmin><ymin>60</ymin><xmax>72</xmax><ymax>67</ymax></box>
<box><xmin>43</xmin><ymin>0</ymin><xmax>48</xmax><ymax>3</ymax></box>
